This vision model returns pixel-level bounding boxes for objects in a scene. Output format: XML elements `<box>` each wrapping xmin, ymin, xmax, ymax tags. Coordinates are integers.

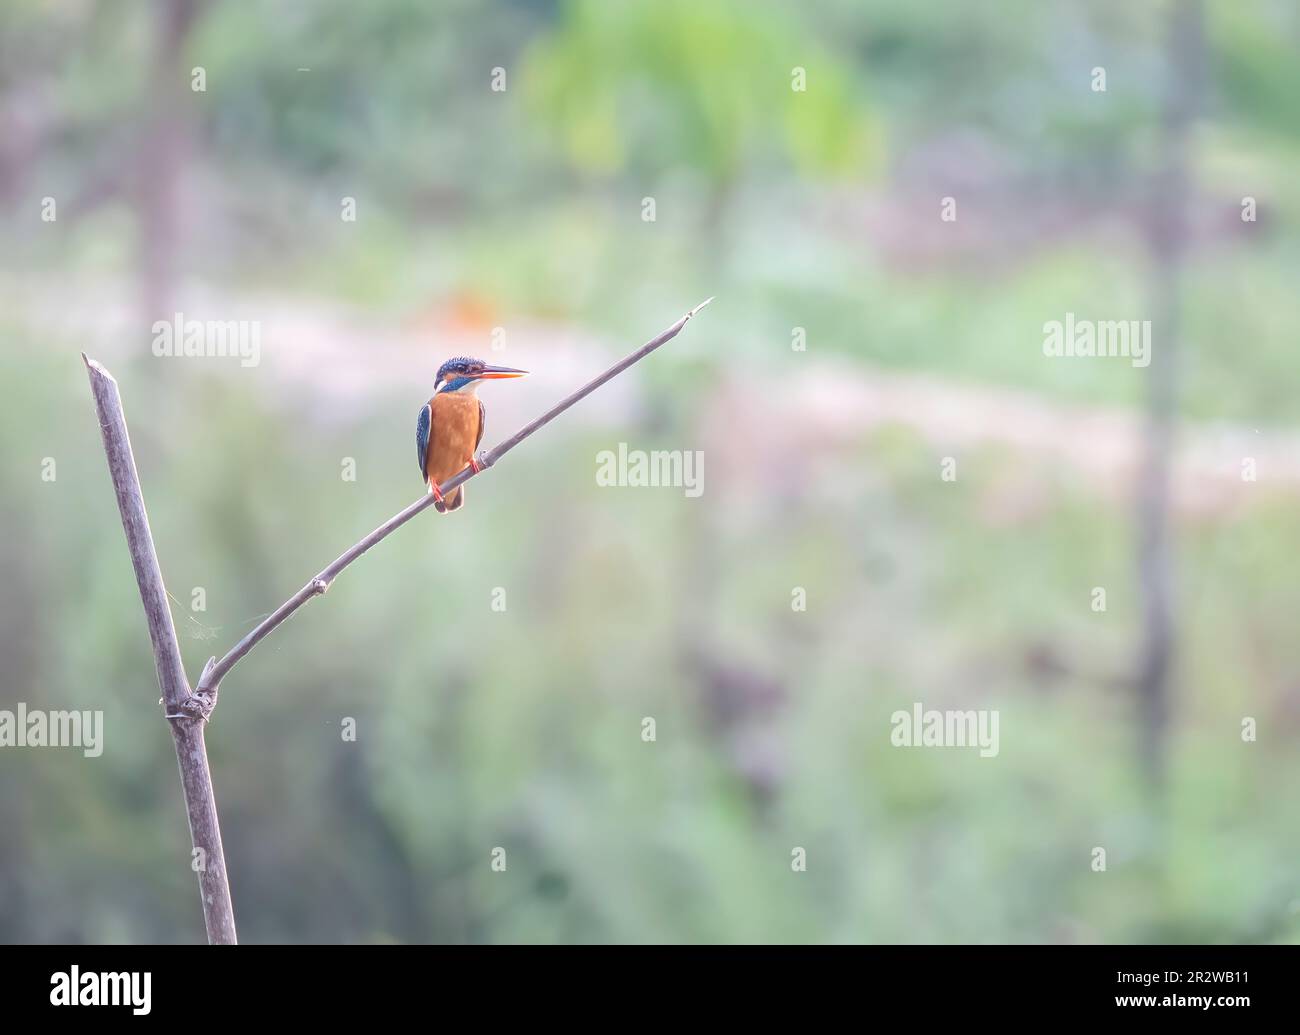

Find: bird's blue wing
<box><xmin>416</xmin><ymin>403</ymin><xmax>431</xmax><ymax>481</ymax></box>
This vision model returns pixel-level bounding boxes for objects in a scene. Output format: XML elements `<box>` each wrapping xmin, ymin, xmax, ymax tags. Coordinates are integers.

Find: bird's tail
<box><xmin>441</xmin><ymin>485</ymin><xmax>464</xmax><ymax>512</ymax></box>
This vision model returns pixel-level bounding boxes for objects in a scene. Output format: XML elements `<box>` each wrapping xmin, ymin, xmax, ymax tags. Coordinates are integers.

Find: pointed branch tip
<box><xmin>82</xmin><ymin>353</ymin><xmax>116</xmax><ymax>382</ymax></box>
<box><xmin>687</xmin><ymin>297</ymin><xmax>715</xmax><ymax>319</ymax></box>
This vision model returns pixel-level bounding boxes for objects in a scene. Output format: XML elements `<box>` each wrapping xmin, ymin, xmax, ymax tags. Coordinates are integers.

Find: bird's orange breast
<box><xmin>425</xmin><ymin>391</ymin><xmax>482</xmax><ymax>487</ymax></box>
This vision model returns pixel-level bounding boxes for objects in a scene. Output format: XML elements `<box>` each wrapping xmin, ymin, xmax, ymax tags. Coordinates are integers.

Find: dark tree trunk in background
<box><xmin>1136</xmin><ymin>0</ymin><xmax>1204</xmax><ymax>793</ymax></box>
<box><xmin>138</xmin><ymin>0</ymin><xmax>203</xmax><ymax>324</ymax></box>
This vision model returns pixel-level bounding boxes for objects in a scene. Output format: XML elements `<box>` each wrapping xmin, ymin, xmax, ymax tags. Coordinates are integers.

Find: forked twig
<box><xmin>82</xmin><ymin>298</ymin><xmax>709</xmax><ymax>944</ymax></box>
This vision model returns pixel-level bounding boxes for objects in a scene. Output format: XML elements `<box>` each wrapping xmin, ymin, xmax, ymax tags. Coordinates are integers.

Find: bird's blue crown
<box><xmin>436</xmin><ymin>356</ymin><xmax>485</xmax><ymax>392</ymax></box>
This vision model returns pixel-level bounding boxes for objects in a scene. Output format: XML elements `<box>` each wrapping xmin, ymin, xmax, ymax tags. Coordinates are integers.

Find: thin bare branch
<box><xmin>194</xmin><ymin>297</ymin><xmax>713</xmax><ymax>697</ymax></box>
<box><xmin>83</xmin><ymin>353</ymin><xmax>238</xmax><ymax>945</ymax></box>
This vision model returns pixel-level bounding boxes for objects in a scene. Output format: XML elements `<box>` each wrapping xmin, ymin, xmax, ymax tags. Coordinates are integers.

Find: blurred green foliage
<box><xmin>523</xmin><ymin>0</ymin><xmax>877</xmax><ymax>182</ymax></box>
<box><xmin>1</xmin><ymin>0</ymin><xmax>1298</xmax><ymax>944</ymax></box>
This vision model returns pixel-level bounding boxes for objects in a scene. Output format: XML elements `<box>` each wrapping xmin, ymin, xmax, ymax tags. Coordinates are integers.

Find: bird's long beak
<box><xmin>474</xmin><ymin>365</ymin><xmax>528</xmax><ymax>380</ymax></box>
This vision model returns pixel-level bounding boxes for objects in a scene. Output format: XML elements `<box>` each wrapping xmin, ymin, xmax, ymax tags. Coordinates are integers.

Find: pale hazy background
<box><xmin>1</xmin><ymin>0</ymin><xmax>1298</xmax><ymax>943</ymax></box>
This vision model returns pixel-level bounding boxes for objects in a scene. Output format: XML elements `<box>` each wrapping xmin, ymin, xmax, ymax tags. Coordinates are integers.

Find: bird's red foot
<box><xmin>469</xmin><ymin>456</ymin><xmax>484</xmax><ymax>475</ymax></box>
<box><xmin>428</xmin><ymin>482</ymin><xmax>445</xmax><ymax>506</ymax></box>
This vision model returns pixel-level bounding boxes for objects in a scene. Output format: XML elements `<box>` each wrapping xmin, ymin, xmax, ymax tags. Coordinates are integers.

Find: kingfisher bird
<box><xmin>417</xmin><ymin>357</ymin><xmax>527</xmax><ymax>512</ymax></box>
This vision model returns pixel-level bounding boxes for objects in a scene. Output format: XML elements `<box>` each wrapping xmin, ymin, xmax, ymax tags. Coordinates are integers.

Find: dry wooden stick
<box><xmin>82</xmin><ymin>299</ymin><xmax>709</xmax><ymax>943</ymax></box>
<box><xmin>83</xmin><ymin>354</ymin><xmax>238</xmax><ymax>945</ymax></box>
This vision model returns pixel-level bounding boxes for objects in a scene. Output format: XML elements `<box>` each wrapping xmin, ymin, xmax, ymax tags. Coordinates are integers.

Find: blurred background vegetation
<box><xmin>1</xmin><ymin>0</ymin><xmax>1298</xmax><ymax>943</ymax></box>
